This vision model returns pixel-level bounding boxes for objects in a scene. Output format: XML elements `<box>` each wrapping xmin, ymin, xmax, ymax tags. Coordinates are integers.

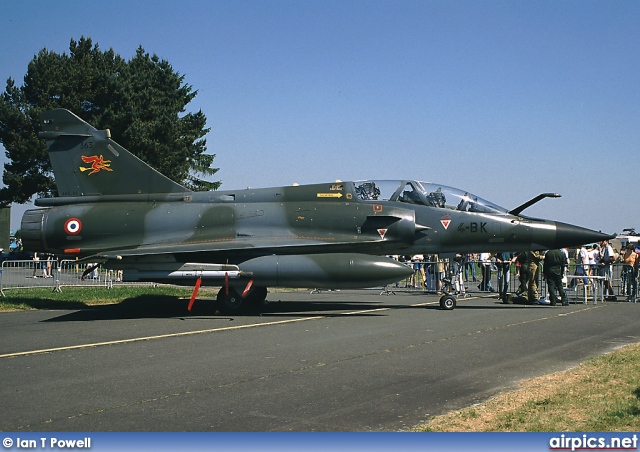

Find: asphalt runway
<box><xmin>0</xmin><ymin>289</ymin><xmax>639</xmax><ymax>432</ymax></box>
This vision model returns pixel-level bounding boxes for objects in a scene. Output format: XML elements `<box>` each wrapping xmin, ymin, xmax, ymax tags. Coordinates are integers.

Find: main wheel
<box><xmin>439</xmin><ymin>294</ymin><xmax>457</xmax><ymax>310</ymax></box>
<box><xmin>244</xmin><ymin>286</ymin><xmax>268</xmax><ymax>308</ymax></box>
<box><xmin>217</xmin><ymin>287</ymin><xmax>244</xmax><ymax>312</ymax></box>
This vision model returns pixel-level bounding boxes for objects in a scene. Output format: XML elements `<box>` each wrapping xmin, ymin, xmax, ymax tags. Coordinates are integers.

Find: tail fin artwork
<box><xmin>39</xmin><ymin>109</ymin><xmax>186</xmax><ymax>197</ymax></box>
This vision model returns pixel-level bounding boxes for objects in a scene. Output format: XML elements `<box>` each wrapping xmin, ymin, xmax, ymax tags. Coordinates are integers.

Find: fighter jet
<box><xmin>20</xmin><ymin>109</ymin><xmax>612</xmax><ymax>310</ymax></box>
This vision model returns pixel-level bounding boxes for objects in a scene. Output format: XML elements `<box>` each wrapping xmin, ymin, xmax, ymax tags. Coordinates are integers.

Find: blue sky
<box><xmin>1</xmin><ymin>0</ymin><xmax>638</xmax><ymax>234</ymax></box>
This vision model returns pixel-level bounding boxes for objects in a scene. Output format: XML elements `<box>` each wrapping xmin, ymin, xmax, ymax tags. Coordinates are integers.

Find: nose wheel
<box><xmin>439</xmin><ymin>294</ymin><xmax>457</xmax><ymax>310</ymax></box>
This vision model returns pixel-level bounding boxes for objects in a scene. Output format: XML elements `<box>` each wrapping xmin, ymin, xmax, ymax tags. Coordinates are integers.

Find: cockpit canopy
<box><xmin>353</xmin><ymin>180</ymin><xmax>509</xmax><ymax>215</ymax></box>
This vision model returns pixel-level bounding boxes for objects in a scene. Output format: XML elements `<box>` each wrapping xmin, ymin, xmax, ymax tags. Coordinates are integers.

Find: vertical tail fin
<box><xmin>39</xmin><ymin>109</ymin><xmax>186</xmax><ymax>197</ymax></box>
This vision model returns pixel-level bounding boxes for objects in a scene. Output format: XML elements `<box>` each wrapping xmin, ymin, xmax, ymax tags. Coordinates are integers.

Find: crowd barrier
<box><xmin>0</xmin><ymin>260</ymin><xmax>151</xmax><ymax>296</ymax></box>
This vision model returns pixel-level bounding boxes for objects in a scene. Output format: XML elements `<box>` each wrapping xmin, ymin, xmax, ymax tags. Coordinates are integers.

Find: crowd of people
<box><xmin>392</xmin><ymin>238</ymin><xmax>639</xmax><ymax>306</ymax></box>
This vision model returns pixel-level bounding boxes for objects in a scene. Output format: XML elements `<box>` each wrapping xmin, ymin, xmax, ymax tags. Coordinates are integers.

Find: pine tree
<box><xmin>0</xmin><ymin>36</ymin><xmax>219</xmax><ymax>205</ymax></box>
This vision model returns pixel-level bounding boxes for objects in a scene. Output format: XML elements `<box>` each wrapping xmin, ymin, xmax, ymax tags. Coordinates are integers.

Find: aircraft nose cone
<box><xmin>554</xmin><ymin>221</ymin><xmax>615</xmax><ymax>248</ymax></box>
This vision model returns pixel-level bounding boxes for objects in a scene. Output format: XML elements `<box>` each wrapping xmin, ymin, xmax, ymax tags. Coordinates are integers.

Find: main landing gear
<box><xmin>187</xmin><ymin>276</ymin><xmax>269</xmax><ymax>314</ymax></box>
<box><xmin>216</xmin><ymin>285</ymin><xmax>268</xmax><ymax>313</ymax></box>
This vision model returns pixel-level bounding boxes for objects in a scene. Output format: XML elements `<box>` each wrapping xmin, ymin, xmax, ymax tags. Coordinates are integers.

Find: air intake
<box><xmin>20</xmin><ymin>208</ymin><xmax>48</xmax><ymax>252</ymax></box>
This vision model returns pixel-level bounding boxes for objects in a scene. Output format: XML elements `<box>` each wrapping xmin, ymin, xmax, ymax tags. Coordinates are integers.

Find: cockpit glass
<box><xmin>353</xmin><ymin>180</ymin><xmax>508</xmax><ymax>214</ymax></box>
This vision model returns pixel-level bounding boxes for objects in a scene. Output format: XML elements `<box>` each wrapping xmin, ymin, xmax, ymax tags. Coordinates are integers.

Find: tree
<box><xmin>0</xmin><ymin>36</ymin><xmax>220</xmax><ymax>205</ymax></box>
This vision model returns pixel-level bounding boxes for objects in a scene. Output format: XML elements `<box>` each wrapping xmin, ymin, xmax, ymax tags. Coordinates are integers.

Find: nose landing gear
<box><xmin>439</xmin><ymin>294</ymin><xmax>457</xmax><ymax>310</ymax></box>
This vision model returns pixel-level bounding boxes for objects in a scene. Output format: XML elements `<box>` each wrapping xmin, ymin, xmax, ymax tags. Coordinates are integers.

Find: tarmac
<box><xmin>0</xmin><ymin>289</ymin><xmax>638</xmax><ymax>431</ymax></box>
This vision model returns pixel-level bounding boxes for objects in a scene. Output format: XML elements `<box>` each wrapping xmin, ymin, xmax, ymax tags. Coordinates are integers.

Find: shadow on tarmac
<box><xmin>36</xmin><ymin>290</ymin><xmax>573</xmax><ymax>323</ymax></box>
<box><xmin>40</xmin><ymin>294</ymin><xmax>418</xmax><ymax>322</ymax></box>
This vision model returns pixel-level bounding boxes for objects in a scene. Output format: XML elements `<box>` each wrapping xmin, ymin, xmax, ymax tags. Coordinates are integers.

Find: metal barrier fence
<box><xmin>0</xmin><ymin>260</ymin><xmax>150</xmax><ymax>296</ymax></box>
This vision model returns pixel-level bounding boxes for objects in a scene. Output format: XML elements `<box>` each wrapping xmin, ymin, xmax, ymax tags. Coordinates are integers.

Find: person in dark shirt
<box><xmin>495</xmin><ymin>252</ymin><xmax>513</xmax><ymax>302</ymax></box>
<box><xmin>544</xmin><ymin>249</ymin><xmax>568</xmax><ymax>306</ymax></box>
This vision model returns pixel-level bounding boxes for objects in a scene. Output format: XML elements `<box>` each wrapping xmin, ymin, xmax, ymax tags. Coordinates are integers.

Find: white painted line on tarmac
<box><xmin>4</xmin><ymin>296</ymin><xmax>590</xmax><ymax>360</ymax></box>
<box><xmin>0</xmin><ymin>299</ymin><xmax>441</xmax><ymax>359</ymax></box>
<box><xmin>0</xmin><ymin>316</ymin><xmax>326</xmax><ymax>359</ymax></box>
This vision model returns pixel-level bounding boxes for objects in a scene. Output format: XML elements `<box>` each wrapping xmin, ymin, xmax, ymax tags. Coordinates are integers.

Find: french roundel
<box><xmin>64</xmin><ymin>218</ymin><xmax>82</xmax><ymax>235</ymax></box>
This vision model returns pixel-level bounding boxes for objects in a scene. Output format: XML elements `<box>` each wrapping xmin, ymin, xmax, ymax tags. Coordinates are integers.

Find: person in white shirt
<box><xmin>561</xmin><ymin>247</ymin><xmax>570</xmax><ymax>282</ymax></box>
<box><xmin>592</xmin><ymin>244</ymin><xmax>601</xmax><ymax>276</ymax></box>
<box><xmin>587</xmin><ymin>245</ymin><xmax>596</xmax><ymax>276</ymax></box>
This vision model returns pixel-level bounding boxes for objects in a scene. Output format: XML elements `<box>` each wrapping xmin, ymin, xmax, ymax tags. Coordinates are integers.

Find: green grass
<box><xmin>417</xmin><ymin>342</ymin><xmax>640</xmax><ymax>432</ymax></box>
<box><xmin>0</xmin><ymin>285</ymin><xmax>218</xmax><ymax>311</ymax></box>
<box><xmin>0</xmin><ymin>285</ymin><xmax>303</xmax><ymax>312</ymax></box>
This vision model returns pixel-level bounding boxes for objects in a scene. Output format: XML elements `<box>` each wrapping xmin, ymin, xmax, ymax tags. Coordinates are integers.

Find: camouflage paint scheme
<box><xmin>21</xmin><ymin>109</ymin><xmax>612</xmax><ymax>311</ymax></box>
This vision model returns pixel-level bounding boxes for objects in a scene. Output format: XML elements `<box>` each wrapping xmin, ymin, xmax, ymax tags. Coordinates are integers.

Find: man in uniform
<box><xmin>526</xmin><ymin>250</ymin><xmax>545</xmax><ymax>304</ymax></box>
<box><xmin>543</xmin><ymin>248</ymin><xmax>568</xmax><ymax>306</ymax></box>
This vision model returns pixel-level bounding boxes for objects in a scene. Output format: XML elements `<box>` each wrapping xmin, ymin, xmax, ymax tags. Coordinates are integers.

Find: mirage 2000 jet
<box><xmin>20</xmin><ymin>109</ymin><xmax>613</xmax><ymax>310</ymax></box>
